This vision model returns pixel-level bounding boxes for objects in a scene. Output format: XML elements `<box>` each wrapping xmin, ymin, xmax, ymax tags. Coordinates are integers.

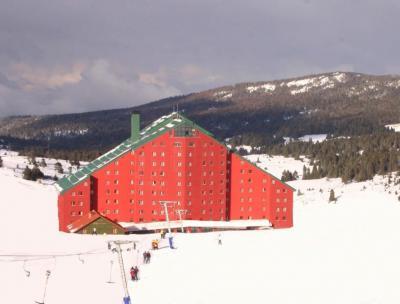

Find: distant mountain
<box><xmin>1</xmin><ymin>71</ymin><xmax>400</xmax><ymax>153</ymax></box>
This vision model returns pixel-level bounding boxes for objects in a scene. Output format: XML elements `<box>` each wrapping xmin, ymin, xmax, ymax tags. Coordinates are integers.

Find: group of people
<box><xmin>143</xmin><ymin>251</ymin><xmax>151</xmax><ymax>264</ymax></box>
<box><xmin>130</xmin><ymin>266</ymin><xmax>139</xmax><ymax>281</ymax></box>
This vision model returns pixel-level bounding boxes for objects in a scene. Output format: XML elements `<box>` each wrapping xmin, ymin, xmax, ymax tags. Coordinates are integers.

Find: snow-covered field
<box><xmin>1</xmin><ymin>151</ymin><xmax>400</xmax><ymax>304</ymax></box>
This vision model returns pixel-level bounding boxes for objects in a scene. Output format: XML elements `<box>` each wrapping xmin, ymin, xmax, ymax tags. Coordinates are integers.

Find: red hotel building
<box><xmin>56</xmin><ymin>112</ymin><xmax>294</xmax><ymax>232</ymax></box>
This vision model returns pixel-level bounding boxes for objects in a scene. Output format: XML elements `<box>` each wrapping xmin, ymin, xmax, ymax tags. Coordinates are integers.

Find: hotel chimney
<box><xmin>131</xmin><ymin>111</ymin><xmax>140</xmax><ymax>141</ymax></box>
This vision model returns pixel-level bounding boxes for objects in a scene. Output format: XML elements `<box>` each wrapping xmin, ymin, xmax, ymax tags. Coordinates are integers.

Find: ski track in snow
<box><xmin>0</xmin><ymin>150</ymin><xmax>400</xmax><ymax>304</ymax></box>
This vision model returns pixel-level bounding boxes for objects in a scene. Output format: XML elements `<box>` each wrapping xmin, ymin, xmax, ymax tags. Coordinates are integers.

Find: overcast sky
<box><xmin>0</xmin><ymin>0</ymin><xmax>399</xmax><ymax>116</ymax></box>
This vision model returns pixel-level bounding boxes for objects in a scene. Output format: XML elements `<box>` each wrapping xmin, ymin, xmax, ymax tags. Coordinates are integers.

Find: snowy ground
<box><xmin>1</xmin><ymin>151</ymin><xmax>400</xmax><ymax>304</ymax></box>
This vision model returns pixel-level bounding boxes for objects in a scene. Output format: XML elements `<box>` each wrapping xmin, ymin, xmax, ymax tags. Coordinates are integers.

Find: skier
<box><xmin>146</xmin><ymin>251</ymin><xmax>151</xmax><ymax>263</ymax></box>
<box><xmin>130</xmin><ymin>267</ymin><xmax>135</xmax><ymax>281</ymax></box>
<box><xmin>143</xmin><ymin>251</ymin><xmax>147</xmax><ymax>264</ymax></box>
<box><xmin>218</xmin><ymin>233</ymin><xmax>222</xmax><ymax>245</ymax></box>
<box><xmin>134</xmin><ymin>266</ymin><xmax>140</xmax><ymax>280</ymax></box>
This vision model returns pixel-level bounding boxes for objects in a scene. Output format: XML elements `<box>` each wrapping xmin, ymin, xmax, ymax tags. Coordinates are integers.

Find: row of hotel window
<box><xmin>103</xmin><ymin>188</ymin><xmax>226</xmax><ymax>196</ymax></box>
<box><xmin>69</xmin><ymin>206</ymin><xmax>287</xmax><ymax>217</ymax></box>
<box><xmin>107</xmin><ymin>176</ymin><xmax>226</xmax><ymax>186</ymax></box>
<box><xmin>70</xmin><ymin>196</ymin><xmax>287</xmax><ymax>207</ymax></box>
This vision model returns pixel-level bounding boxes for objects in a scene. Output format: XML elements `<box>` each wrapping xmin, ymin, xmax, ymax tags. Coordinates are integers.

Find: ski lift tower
<box><xmin>159</xmin><ymin>201</ymin><xmax>176</xmax><ymax>248</ymax></box>
<box><xmin>108</xmin><ymin>240</ymin><xmax>135</xmax><ymax>304</ymax></box>
<box><xmin>175</xmin><ymin>209</ymin><xmax>188</xmax><ymax>233</ymax></box>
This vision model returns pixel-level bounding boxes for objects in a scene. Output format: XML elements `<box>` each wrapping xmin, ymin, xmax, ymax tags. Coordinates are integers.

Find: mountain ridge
<box><xmin>1</xmin><ymin>71</ymin><xmax>399</xmax><ymax>153</ymax></box>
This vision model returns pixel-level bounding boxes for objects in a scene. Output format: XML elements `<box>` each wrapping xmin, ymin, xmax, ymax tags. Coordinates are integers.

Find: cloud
<box><xmin>8</xmin><ymin>63</ymin><xmax>85</xmax><ymax>90</ymax></box>
<box><xmin>0</xmin><ymin>0</ymin><xmax>399</xmax><ymax>116</ymax></box>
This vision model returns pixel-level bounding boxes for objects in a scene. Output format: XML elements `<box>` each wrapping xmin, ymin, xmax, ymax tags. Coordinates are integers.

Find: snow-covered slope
<box><xmin>1</xmin><ymin>151</ymin><xmax>400</xmax><ymax>304</ymax></box>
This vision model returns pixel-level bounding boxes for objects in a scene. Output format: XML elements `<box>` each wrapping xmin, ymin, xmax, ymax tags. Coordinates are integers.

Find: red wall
<box><xmin>229</xmin><ymin>154</ymin><xmax>293</xmax><ymax>228</ymax></box>
<box><xmin>58</xmin><ymin>127</ymin><xmax>293</xmax><ymax>231</ymax></box>
<box><xmin>58</xmin><ymin>178</ymin><xmax>91</xmax><ymax>232</ymax></box>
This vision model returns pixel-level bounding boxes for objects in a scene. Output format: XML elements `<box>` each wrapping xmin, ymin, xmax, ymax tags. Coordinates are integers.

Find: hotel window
<box><xmin>152</xmin><ymin>210</ymin><xmax>158</xmax><ymax>215</ymax></box>
<box><xmin>203</xmin><ymin>172</ymin><xmax>207</xmax><ymax>176</ymax></box>
<box><xmin>177</xmin><ymin>152</ymin><xmax>182</xmax><ymax>157</ymax></box>
<box><xmin>161</xmin><ymin>162</ymin><xmax>165</xmax><ymax>167</ymax></box>
<box><xmin>151</xmin><ymin>171</ymin><xmax>157</xmax><ymax>176</ymax></box>
<box><xmin>188</xmin><ymin>171</ymin><xmax>192</xmax><ymax>177</ymax></box>
<box><xmin>188</xmin><ymin>152</ymin><xmax>192</xmax><ymax>157</ymax></box>
<box><xmin>202</xmin><ymin>161</ymin><xmax>206</xmax><ymax>166</ymax></box>
<box><xmin>114</xmin><ymin>170</ymin><xmax>119</xmax><ymax>175</ymax></box>
<box><xmin>115</xmin><ymin>161</ymin><xmax>119</xmax><ymax>166</ymax></box>
<box><xmin>139</xmin><ymin>170</ymin><xmax>144</xmax><ymax>176</ymax></box>
<box><xmin>276</xmin><ymin>189</ymin><xmax>280</xmax><ymax>193</ymax></box>
<box><xmin>240</xmin><ymin>207</ymin><xmax>244</xmax><ymax>211</ymax></box>
<box><xmin>152</xmin><ymin>161</ymin><xmax>157</xmax><ymax>167</ymax></box>
<box><xmin>277</xmin><ymin>198</ymin><xmax>280</xmax><ymax>203</ymax></box>
<box><xmin>114</xmin><ymin>209</ymin><xmax>119</xmax><ymax>214</ymax></box>
<box><xmin>139</xmin><ymin>162</ymin><xmax>144</xmax><ymax>167</ymax></box>
<box><xmin>209</xmin><ymin>171</ymin><xmax>214</xmax><ymax>176</ymax></box>
<box><xmin>139</xmin><ymin>200</ymin><xmax>144</xmax><ymax>205</ymax></box>
<box><xmin>113</xmin><ymin>189</ymin><xmax>119</xmax><ymax>194</ymax></box>
<box><xmin>249</xmin><ymin>188</ymin><xmax>253</xmax><ymax>193</ymax></box>
<box><xmin>78</xmin><ymin>191</ymin><xmax>83</xmax><ymax>196</ymax></box>
<box><xmin>79</xmin><ymin>201</ymin><xmax>84</xmax><ymax>206</ymax></box>
<box><xmin>139</xmin><ymin>151</ymin><xmax>145</xmax><ymax>156</ymax></box>
<box><xmin>160</xmin><ymin>191</ymin><xmax>165</xmax><ymax>196</ymax></box>
<box><xmin>130</xmin><ymin>189</ymin><xmax>135</xmax><ymax>194</ymax></box>
<box><xmin>276</xmin><ymin>207</ymin><xmax>280</xmax><ymax>212</ymax></box>
<box><xmin>188</xmin><ymin>201</ymin><xmax>192</xmax><ymax>206</ymax></box>
<box><xmin>139</xmin><ymin>190</ymin><xmax>144</xmax><ymax>195</ymax></box>
<box><xmin>71</xmin><ymin>201</ymin><xmax>76</xmax><ymax>206</ymax></box>
<box><xmin>130</xmin><ymin>209</ymin><xmax>134</xmax><ymax>214</ymax></box>
<box><xmin>249</xmin><ymin>198</ymin><xmax>253</xmax><ymax>202</ymax></box>
<box><xmin>106</xmin><ymin>189</ymin><xmax>110</xmax><ymax>195</ymax></box>
<box><xmin>240</xmin><ymin>169</ymin><xmax>244</xmax><ymax>174</ymax></box>
<box><xmin>272</xmin><ymin>180</ymin><xmax>276</xmax><ymax>185</ymax></box>
<box><xmin>202</xmin><ymin>180</ymin><xmax>206</xmax><ymax>185</ymax></box>
<box><xmin>187</xmin><ymin>182</ymin><xmax>192</xmax><ymax>186</ymax></box>
<box><xmin>139</xmin><ymin>180</ymin><xmax>144</xmax><ymax>185</ymax></box>
<box><xmin>161</xmin><ymin>151</ymin><xmax>165</xmax><ymax>157</ymax></box>
<box><xmin>262</xmin><ymin>187</ymin><xmax>266</xmax><ymax>192</ymax></box>
<box><xmin>78</xmin><ymin>211</ymin><xmax>84</xmax><ymax>216</ymax></box>
<box><xmin>240</xmin><ymin>179</ymin><xmax>244</xmax><ymax>184</ymax></box>
<box><xmin>202</xmin><ymin>210</ymin><xmax>206</xmax><ymax>215</ymax></box>
<box><xmin>178</xmin><ymin>171</ymin><xmax>182</xmax><ymax>177</ymax></box>
<box><xmin>174</xmin><ymin>142</ymin><xmax>182</xmax><ymax>147</ymax></box>
<box><xmin>139</xmin><ymin>210</ymin><xmax>144</xmax><ymax>214</ymax></box>
<box><xmin>160</xmin><ymin>181</ymin><xmax>165</xmax><ymax>186</ymax></box>
<box><xmin>152</xmin><ymin>181</ymin><xmax>157</xmax><ymax>185</ymax></box>
<box><xmin>160</xmin><ymin>171</ymin><xmax>165</xmax><ymax>176</ymax></box>
<box><xmin>248</xmin><ymin>178</ymin><xmax>252</xmax><ymax>183</ymax></box>
<box><xmin>151</xmin><ymin>190</ymin><xmax>157</xmax><ymax>195</ymax></box>
<box><xmin>130</xmin><ymin>161</ymin><xmax>134</xmax><ymax>166</ymax></box>
<box><xmin>283</xmin><ymin>207</ymin><xmax>287</xmax><ymax>212</ymax></box>
<box><xmin>188</xmin><ymin>142</ymin><xmax>195</xmax><ymax>147</ymax></box>
<box><xmin>129</xmin><ymin>170</ymin><xmax>134</xmax><ymax>175</ymax></box>
<box><xmin>106</xmin><ymin>180</ymin><xmax>110</xmax><ymax>185</ymax></box>
<box><xmin>262</xmin><ymin>178</ymin><xmax>267</xmax><ymax>183</ymax></box>
<box><xmin>209</xmin><ymin>190</ymin><xmax>213</xmax><ymax>194</ymax></box>
<box><xmin>240</xmin><ymin>188</ymin><xmax>244</xmax><ymax>193</ymax></box>
<box><xmin>262</xmin><ymin>207</ymin><xmax>266</xmax><ymax>211</ymax></box>
<box><xmin>239</xmin><ymin>197</ymin><xmax>244</xmax><ymax>202</ymax></box>
<box><xmin>177</xmin><ymin>191</ymin><xmax>182</xmax><ymax>196</ymax></box>
<box><xmin>84</xmin><ymin>182</ymin><xmax>88</xmax><ymax>187</ymax></box>
<box><xmin>283</xmin><ymin>188</ymin><xmax>287</xmax><ymax>193</ymax></box>
<box><xmin>152</xmin><ymin>151</ymin><xmax>157</xmax><ymax>157</ymax></box>
<box><xmin>177</xmin><ymin>181</ymin><xmax>182</xmax><ymax>186</ymax></box>
<box><xmin>106</xmin><ymin>171</ymin><xmax>110</xmax><ymax>175</ymax></box>
<box><xmin>248</xmin><ymin>169</ymin><xmax>252</xmax><ymax>174</ymax></box>
<box><xmin>129</xmin><ymin>199</ymin><xmax>134</xmax><ymax>204</ymax></box>
<box><xmin>220</xmin><ymin>170</ymin><xmax>224</xmax><ymax>175</ymax></box>
<box><xmin>210</xmin><ymin>181</ymin><xmax>214</xmax><ymax>185</ymax></box>
<box><xmin>188</xmin><ymin>162</ymin><xmax>192</xmax><ymax>167</ymax></box>
<box><xmin>114</xmin><ymin>179</ymin><xmax>119</xmax><ymax>185</ymax></box>
<box><xmin>283</xmin><ymin>198</ymin><xmax>287</xmax><ymax>203</ymax></box>
<box><xmin>114</xmin><ymin>199</ymin><xmax>119</xmax><ymax>204</ymax></box>
<box><xmin>131</xmin><ymin>151</ymin><xmax>135</xmax><ymax>155</ymax></box>
<box><xmin>248</xmin><ymin>207</ymin><xmax>252</xmax><ymax>211</ymax></box>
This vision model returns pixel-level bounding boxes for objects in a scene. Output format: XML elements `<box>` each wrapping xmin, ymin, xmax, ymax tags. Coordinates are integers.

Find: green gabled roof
<box><xmin>55</xmin><ymin>112</ymin><xmax>210</xmax><ymax>193</ymax></box>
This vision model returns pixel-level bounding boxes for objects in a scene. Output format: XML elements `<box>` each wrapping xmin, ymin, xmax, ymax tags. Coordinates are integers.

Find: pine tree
<box><xmin>329</xmin><ymin>189</ymin><xmax>336</xmax><ymax>203</ymax></box>
<box><xmin>54</xmin><ymin>162</ymin><xmax>63</xmax><ymax>174</ymax></box>
<box><xmin>40</xmin><ymin>158</ymin><xmax>47</xmax><ymax>167</ymax></box>
<box><xmin>23</xmin><ymin>166</ymin><xmax>32</xmax><ymax>180</ymax></box>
